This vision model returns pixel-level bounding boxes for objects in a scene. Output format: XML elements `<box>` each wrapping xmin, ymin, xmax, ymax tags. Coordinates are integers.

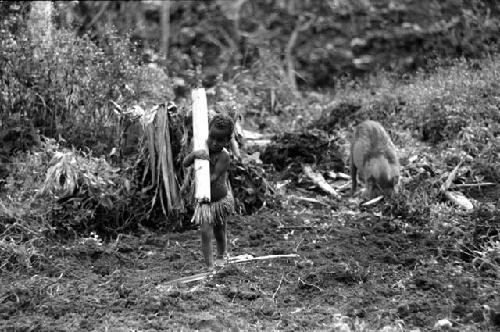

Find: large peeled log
<box><xmin>191</xmin><ymin>88</ymin><xmax>211</xmax><ymax>203</ymax></box>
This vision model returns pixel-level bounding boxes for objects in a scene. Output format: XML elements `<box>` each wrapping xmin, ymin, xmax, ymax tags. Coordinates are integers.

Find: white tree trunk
<box><xmin>191</xmin><ymin>89</ymin><xmax>211</xmax><ymax>202</ymax></box>
<box><xmin>29</xmin><ymin>1</ymin><xmax>54</xmax><ymax>58</ymax></box>
<box><xmin>160</xmin><ymin>0</ymin><xmax>171</xmax><ymax>57</ymax></box>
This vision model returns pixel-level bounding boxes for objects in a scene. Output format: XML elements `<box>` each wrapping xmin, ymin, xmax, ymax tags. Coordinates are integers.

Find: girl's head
<box><xmin>207</xmin><ymin>114</ymin><xmax>234</xmax><ymax>153</ymax></box>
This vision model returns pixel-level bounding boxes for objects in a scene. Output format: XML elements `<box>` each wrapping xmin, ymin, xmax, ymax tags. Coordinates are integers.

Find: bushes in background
<box><xmin>0</xmin><ymin>3</ymin><xmax>173</xmax><ymax>155</ymax></box>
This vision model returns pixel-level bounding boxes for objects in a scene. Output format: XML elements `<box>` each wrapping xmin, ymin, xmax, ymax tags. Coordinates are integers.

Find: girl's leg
<box><xmin>214</xmin><ymin>220</ymin><xmax>227</xmax><ymax>260</ymax></box>
<box><xmin>201</xmin><ymin>221</ymin><xmax>213</xmax><ymax>268</ymax></box>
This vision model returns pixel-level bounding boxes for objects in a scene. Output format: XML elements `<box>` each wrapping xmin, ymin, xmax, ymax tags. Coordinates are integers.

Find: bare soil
<box><xmin>1</xmin><ymin>192</ymin><xmax>498</xmax><ymax>331</ymax></box>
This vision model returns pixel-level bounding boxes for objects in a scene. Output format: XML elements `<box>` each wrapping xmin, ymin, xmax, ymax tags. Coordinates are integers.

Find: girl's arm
<box><xmin>183</xmin><ymin>149</ymin><xmax>209</xmax><ymax>167</ymax></box>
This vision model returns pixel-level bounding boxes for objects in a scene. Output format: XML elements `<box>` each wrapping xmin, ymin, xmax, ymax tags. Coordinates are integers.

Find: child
<box><xmin>183</xmin><ymin>113</ymin><xmax>235</xmax><ymax>268</ymax></box>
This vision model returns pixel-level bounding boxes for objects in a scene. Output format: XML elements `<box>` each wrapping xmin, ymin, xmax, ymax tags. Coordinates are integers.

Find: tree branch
<box><xmin>86</xmin><ymin>1</ymin><xmax>110</xmax><ymax>30</ymax></box>
<box><xmin>285</xmin><ymin>15</ymin><xmax>316</xmax><ymax>95</ymax></box>
<box><xmin>160</xmin><ymin>0</ymin><xmax>171</xmax><ymax>57</ymax></box>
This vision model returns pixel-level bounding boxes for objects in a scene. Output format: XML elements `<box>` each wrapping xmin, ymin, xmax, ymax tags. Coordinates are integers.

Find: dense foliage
<box><xmin>1</xmin><ymin>2</ymin><xmax>172</xmax><ymax>155</ymax></box>
<box><xmin>61</xmin><ymin>0</ymin><xmax>500</xmax><ymax>89</ymax></box>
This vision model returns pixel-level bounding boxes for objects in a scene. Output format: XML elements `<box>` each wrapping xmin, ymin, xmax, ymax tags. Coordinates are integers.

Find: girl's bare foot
<box><xmin>214</xmin><ymin>258</ymin><xmax>225</xmax><ymax>267</ymax></box>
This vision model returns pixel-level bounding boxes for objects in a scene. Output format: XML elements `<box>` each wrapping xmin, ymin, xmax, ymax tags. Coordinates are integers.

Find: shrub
<box><xmin>1</xmin><ymin>9</ymin><xmax>173</xmax><ymax>155</ymax></box>
<box><xmin>1</xmin><ymin>137</ymin><xmax>150</xmax><ymax>239</ymax></box>
<box><xmin>212</xmin><ymin>48</ymin><xmax>302</xmax><ymax>132</ymax></box>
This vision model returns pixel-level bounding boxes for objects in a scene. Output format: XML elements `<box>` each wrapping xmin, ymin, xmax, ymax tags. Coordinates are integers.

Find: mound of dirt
<box><xmin>260</xmin><ymin>129</ymin><xmax>345</xmax><ymax>174</ymax></box>
<box><xmin>312</xmin><ymin>101</ymin><xmax>362</xmax><ymax>131</ymax></box>
<box><xmin>229</xmin><ymin>157</ymin><xmax>274</xmax><ymax>215</ymax></box>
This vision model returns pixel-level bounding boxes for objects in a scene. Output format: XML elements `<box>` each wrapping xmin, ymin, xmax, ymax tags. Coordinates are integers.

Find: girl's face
<box><xmin>207</xmin><ymin>127</ymin><xmax>230</xmax><ymax>153</ymax></box>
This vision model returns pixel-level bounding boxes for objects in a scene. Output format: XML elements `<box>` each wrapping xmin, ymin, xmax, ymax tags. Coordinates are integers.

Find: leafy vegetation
<box><xmin>1</xmin><ymin>2</ymin><xmax>172</xmax><ymax>155</ymax></box>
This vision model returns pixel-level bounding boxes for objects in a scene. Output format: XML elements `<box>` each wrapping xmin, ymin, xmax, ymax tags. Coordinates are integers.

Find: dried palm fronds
<box><xmin>39</xmin><ymin>149</ymin><xmax>124</xmax><ymax>205</ymax></box>
<box><xmin>40</xmin><ymin>151</ymin><xmax>80</xmax><ymax>198</ymax></box>
<box><xmin>139</xmin><ymin>102</ymin><xmax>184</xmax><ymax>216</ymax></box>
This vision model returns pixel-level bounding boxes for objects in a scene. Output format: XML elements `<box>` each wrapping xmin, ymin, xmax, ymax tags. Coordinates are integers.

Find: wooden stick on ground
<box><xmin>440</xmin><ymin>158</ymin><xmax>465</xmax><ymax>193</ymax></box>
<box><xmin>440</xmin><ymin>157</ymin><xmax>474</xmax><ymax>211</ymax></box>
<box><xmin>444</xmin><ymin>191</ymin><xmax>474</xmax><ymax>211</ymax></box>
<box><xmin>162</xmin><ymin>254</ymin><xmax>300</xmax><ymax>286</ymax></box>
<box><xmin>278</xmin><ymin>225</ymin><xmax>315</xmax><ymax>230</ymax></box>
<box><xmin>362</xmin><ymin>195</ymin><xmax>384</xmax><ymax>206</ymax></box>
<box><xmin>228</xmin><ymin>253</ymin><xmax>300</xmax><ymax>263</ymax></box>
<box><xmin>289</xmin><ymin>195</ymin><xmax>329</xmax><ymax>206</ymax></box>
<box><xmin>303</xmin><ymin>165</ymin><xmax>341</xmax><ymax>199</ymax></box>
<box><xmin>451</xmin><ymin>182</ymin><xmax>497</xmax><ymax>188</ymax></box>
<box><xmin>163</xmin><ymin>271</ymin><xmax>215</xmax><ymax>285</ymax></box>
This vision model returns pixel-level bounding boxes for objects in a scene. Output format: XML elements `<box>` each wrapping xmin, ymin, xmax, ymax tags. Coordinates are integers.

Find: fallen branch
<box><xmin>303</xmin><ymin>165</ymin><xmax>341</xmax><ymax>199</ymax></box>
<box><xmin>440</xmin><ymin>158</ymin><xmax>465</xmax><ymax>193</ymax></box>
<box><xmin>439</xmin><ymin>157</ymin><xmax>475</xmax><ymax>211</ymax></box>
<box><xmin>162</xmin><ymin>271</ymin><xmax>214</xmax><ymax>285</ymax></box>
<box><xmin>294</xmin><ymin>238</ymin><xmax>304</xmax><ymax>252</ymax></box>
<box><xmin>325</xmin><ymin>171</ymin><xmax>350</xmax><ymax>181</ymax></box>
<box><xmin>289</xmin><ymin>195</ymin><xmax>329</xmax><ymax>206</ymax></box>
<box><xmin>278</xmin><ymin>225</ymin><xmax>315</xmax><ymax>230</ymax></box>
<box><xmin>162</xmin><ymin>253</ymin><xmax>300</xmax><ymax>286</ymax></box>
<box><xmin>228</xmin><ymin>253</ymin><xmax>300</xmax><ymax>263</ymax></box>
<box><xmin>451</xmin><ymin>182</ymin><xmax>496</xmax><ymax>188</ymax></box>
<box><xmin>444</xmin><ymin>191</ymin><xmax>474</xmax><ymax>211</ymax></box>
<box><xmin>297</xmin><ymin>277</ymin><xmax>324</xmax><ymax>292</ymax></box>
<box><xmin>362</xmin><ymin>195</ymin><xmax>384</xmax><ymax>206</ymax></box>
<box><xmin>272</xmin><ymin>273</ymin><xmax>285</xmax><ymax>300</ymax></box>
<box><xmin>336</xmin><ymin>182</ymin><xmax>352</xmax><ymax>192</ymax></box>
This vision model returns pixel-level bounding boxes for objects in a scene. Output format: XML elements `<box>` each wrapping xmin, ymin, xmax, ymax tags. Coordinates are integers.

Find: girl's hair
<box><xmin>209</xmin><ymin>114</ymin><xmax>234</xmax><ymax>137</ymax></box>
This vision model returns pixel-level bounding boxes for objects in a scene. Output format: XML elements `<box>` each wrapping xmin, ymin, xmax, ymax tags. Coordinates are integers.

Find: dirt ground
<box><xmin>1</xmin><ymin>189</ymin><xmax>498</xmax><ymax>332</ymax></box>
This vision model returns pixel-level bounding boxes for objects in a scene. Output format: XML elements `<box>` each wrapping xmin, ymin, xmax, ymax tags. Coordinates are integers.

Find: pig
<box><xmin>350</xmin><ymin>120</ymin><xmax>400</xmax><ymax>198</ymax></box>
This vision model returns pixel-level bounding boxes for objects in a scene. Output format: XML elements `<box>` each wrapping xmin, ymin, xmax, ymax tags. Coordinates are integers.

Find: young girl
<box><xmin>183</xmin><ymin>114</ymin><xmax>235</xmax><ymax>268</ymax></box>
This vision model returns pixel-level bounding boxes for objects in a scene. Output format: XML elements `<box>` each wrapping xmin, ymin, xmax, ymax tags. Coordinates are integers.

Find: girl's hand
<box><xmin>183</xmin><ymin>149</ymin><xmax>209</xmax><ymax>167</ymax></box>
<box><xmin>193</xmin><ymin>150</ymin><xmax>209</xmax><ymax>160</ymax></box>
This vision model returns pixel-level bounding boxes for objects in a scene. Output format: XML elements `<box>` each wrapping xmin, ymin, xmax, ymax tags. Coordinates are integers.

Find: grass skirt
<box><xmin>181</xmin><ymin>165</ymin><xmax>235</xmax><ymax>226</ymax></box>
<box><xmin>191</xmin><ymin>187</ymin><xmax>234</xmax><ymax>226</ymax></box>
